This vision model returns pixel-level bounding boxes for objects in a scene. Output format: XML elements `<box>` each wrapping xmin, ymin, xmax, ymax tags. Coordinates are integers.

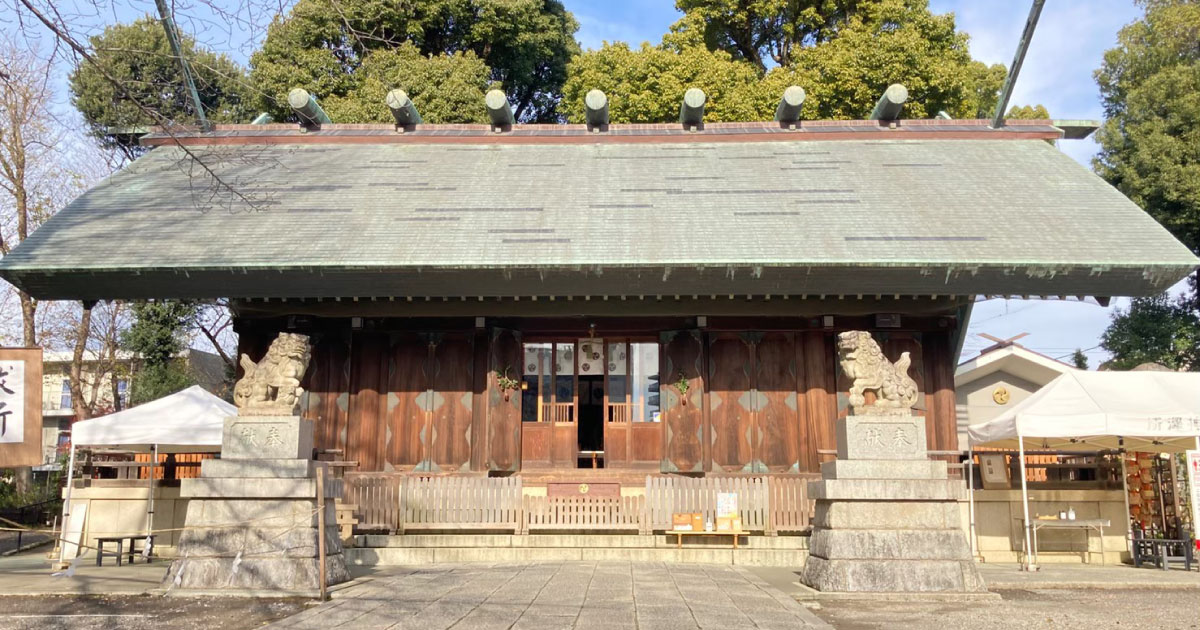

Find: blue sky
<box><xmin>37</xmin><ymin>0</ymin><xmax>1169</xmax><ymax>366</ymax></box>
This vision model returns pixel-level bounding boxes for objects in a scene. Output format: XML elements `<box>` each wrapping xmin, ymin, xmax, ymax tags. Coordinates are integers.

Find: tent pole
<box><xmin>1120</xmin><ymin>446</ymin><xmax>1131</xmax><ymax>556</ymax></box>
<box><xmin>1018</xmin><ymin>434</ymin><xmax>1035</xmax><ymax>571</ymax></box>
<box><xmin>967</xmin><ymin>444</ymin><xmax>978</xmax><ymax>559</ymax></box>
<box><xmin>59</xmin><ymin>443</ymin><xmax>77</xmax><ymax>565</ymax></box>
<box><xmin>146</xmin><ymin>444</ymin><xmax>157</xmax><ymax>543</ymax></box>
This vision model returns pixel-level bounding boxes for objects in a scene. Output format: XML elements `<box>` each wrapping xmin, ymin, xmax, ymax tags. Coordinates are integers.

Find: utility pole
<box><xmin>154</xmin><ymin>0</ymin><xmax>211</xmax><ymax>132</ymax></box>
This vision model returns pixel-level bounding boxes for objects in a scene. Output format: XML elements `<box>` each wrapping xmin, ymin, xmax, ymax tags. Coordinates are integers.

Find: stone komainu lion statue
<box><xmin>836</xmin><ymin>331</ymin><xmax>918</xmax><ymax>416</ymax></box>
<box><xmin>233</xmin><ymin>332</ymin><xmax>312</xmax><ymax>416</ymax></box>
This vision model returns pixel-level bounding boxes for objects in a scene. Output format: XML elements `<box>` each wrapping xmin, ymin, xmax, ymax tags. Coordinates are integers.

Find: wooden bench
<box><xmin>668</xmin><ymin>530</ymin><xmax>746</xmax><ymax>549</ymax></box>
<box><xmin>94</xmin><ymin>534</ymin><xmax>157</xmax><ymax>566</ymax></box>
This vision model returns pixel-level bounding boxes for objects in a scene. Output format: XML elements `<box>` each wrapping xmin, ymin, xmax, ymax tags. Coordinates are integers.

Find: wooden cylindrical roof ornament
<box><xmin>250</xmin><ymin>112</ymin><xmax>273</xmax><ymax>125</ymax></box>
<box><xmin>774</xmin><ymin>85</ymin><xmax>806</xmax><ymax>124</ymax></box>
<box><xmin>386</xmin><ymin>89</ymin><xmax>423</xmax><ymax>127</ymax></box>
<box><xmin>679</xmin><ymin>88</ymin><xmax>706</xmax><ymax>128</ymax></box>
<box><xmin>287</xmin><ymin>88</ymin><xmax>332</xmax><ymax>128</ymax></box>
<box><xmin>585</xmin><ymin>90</ymin><xmax>609</xmax><ymax>128</ymax></box>
<box><xmin>485</xmin><ymin>89</ymin><xmax>515</xmax><ymax>130</ymax></box>
<box><xmin>870</xmin><ymin>84</ymin><xmax>908</xmax><ymax>121</ymax></box>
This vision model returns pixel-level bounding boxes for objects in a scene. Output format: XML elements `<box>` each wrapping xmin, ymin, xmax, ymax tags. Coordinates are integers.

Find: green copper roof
<box><xmin>0</xmin><ymin>137</ymin><xmax>1194</xmax><ymax>300</ymax></box>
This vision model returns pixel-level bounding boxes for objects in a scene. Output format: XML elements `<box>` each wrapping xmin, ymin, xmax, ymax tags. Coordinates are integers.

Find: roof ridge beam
<box><xmin>774</xmin><ymin>86</ymin><xmax>806</xmax><ymax>128</ymax></box>
<box><xmin>386</xmin><ymin>89</ymin><xmax>423</xmax><ymax>131</ymax></box>
<box><xmin>288</xmin><ymin>88</ymin><xmax>331</xmax><ymax>131</ymax></box>
<box><xmin>870</xmin><ymin>84</ymin><xmax>908</xmax><ymax>122</ymax></box>
<box><xmin>679</xmin><ymin>88</ymin><xmax>706</xmax><ymax>131</ymax></box>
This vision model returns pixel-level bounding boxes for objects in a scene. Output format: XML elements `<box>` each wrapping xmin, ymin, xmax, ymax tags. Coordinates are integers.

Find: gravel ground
<box><xmin>0</xmin><ymin>595</ymin><xmax>310</xmax><ymax>630</ymax></box>
<box><xmin>814</xmin><ymin>589</ymin><xmax>1200</xmax><ymax>630</ymax></box>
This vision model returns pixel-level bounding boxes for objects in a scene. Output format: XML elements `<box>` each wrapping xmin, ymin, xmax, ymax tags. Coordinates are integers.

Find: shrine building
<box><xmin>2</xmin><ymin>90</ymin><xmax>1196</xmax><ymax>484</ymax></box>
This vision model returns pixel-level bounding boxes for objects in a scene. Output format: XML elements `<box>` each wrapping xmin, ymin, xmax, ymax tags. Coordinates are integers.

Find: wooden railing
<box><xmin>341</xmin><ymin>473</ymin><xmax>813</xmax><ymax>535</ymax></box>
<box><xmin>522</xmin><ymin>495</ymin><xmax>646</xmax><ymax>533</ymax></box>
<box><xmin>607</xmin><ymin>404</ymin><xmax>631</xmax><ymax>424</ymax></box>
<box><xmin>766</xmin><ymin>476</ymin><xmax>812</xmax><ymax>533</ymax></box>
<box><xmin>344</xmin><ymin>473</ymin><xmax>403</xmax><ymax>532</ymax></box>
<box><xmin>645</xmin><ymin>475</ymin><xmax>772</xmax><ymax>532</ymax></box>
<box><xmin>403</xmin><ymin>476</ymin><xmax>523</xmax><ymax>532</ymax></box>
<box><xmin>541</xmin><ymin>402</ymin><xmax>575</xmax><ymax>423</ymax></box>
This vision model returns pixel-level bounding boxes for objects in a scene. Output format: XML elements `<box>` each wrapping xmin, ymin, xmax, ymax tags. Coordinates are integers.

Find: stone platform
<box><xmin>166</xmin><ymin>416</ymin><xmax>349</xmax><ymax>594</ymax></box>
<box><xmin>800</xmin><ymin>414</ymin><xmax>985</xmax><ymax>594</ymax></box>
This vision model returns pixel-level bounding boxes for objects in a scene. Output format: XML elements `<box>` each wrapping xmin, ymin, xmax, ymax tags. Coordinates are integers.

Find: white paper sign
<box><xmin>0</xmin><ymin>360</ymin><xmax>25</xmax><ymax>444</ymax></box>
<box><xmin>1187</xmin><ymin>450</ymin><xmax>1200</xmax><ymax>537</ymax></box>
<box><xmin>717</xmin><ymin>492</ymin><xmax>737</xmax><ymax>517</ymax></box>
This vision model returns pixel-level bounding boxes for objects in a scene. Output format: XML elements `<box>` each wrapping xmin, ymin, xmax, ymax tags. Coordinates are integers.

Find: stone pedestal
<box><xmin>800</xmin><ymin>415</ymin><xmax>985</xmax><ymax>593</ymax></box>
<box><xmin>165</xmin><ymin>416</ymin><xmax>349</xmax><ymax>594</ymax></box>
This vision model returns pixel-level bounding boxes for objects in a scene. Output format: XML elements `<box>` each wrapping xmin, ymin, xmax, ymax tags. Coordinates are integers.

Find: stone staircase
<box><xmin>347</xmin><ymin>533</ymin><xmax>809</xmax><ymax>566</ymax></box>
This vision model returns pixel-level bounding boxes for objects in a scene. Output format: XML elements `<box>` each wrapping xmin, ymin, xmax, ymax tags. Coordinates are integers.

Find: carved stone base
<box><xmin>800</xmin><ymin>416</ymin><xmax>986</xmax><ymax>594</ymax></box>
<box><xmin>166</xmin><ymin>416</ymin><xmax>347</xmax><ymax>595</ymax></box>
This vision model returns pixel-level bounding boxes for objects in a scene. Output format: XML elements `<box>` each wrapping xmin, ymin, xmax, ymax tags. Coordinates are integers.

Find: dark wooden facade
<box><xmin>235</xmin><ymin>312</ymin><xmax>962</xmax><ymax>476</ymax></box>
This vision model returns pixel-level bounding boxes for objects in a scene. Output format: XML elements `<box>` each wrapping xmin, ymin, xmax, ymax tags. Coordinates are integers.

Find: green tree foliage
<box><xmin>669</xmin><ymin>0</ymin><xmax>862</xmax><ymax>70</ymax></box>
<box><xmin>1094</xmin><ymin>0</ymin><xmax>1200</xmax><ymax>255</ymax></box>
<box><xmin>1070</xmin><ymin>348</ymin><xmax>1089</xmax><ymax>370</ymax></box>
<box><xmin>562</xmin><ymin>43</ymin><xmax>765</xmax><ymax>123</ymax></box>
<box><xmin>249</xmin><ymin>0</ymin><xmax>579</xmax><ymax>123</ymax></box>
<box><xmin>564</xmin><ymin>0</ymin><xmax>1004</xmax><ymax>123</ymax></box>
<box><xmin>121</xmin><ymin>301</ymin><xmax>198</xmax><ymax>405</ymax></box>
<box><xmin>69</xmin><ymin>18</ymin><xmax>252</xmax><ymax>155</ymax></box>
<box><xmin>1005</xmin><ymin>104</ymin><xmax>1050</xmax><ymax>119</ymax></box>
<box><xmin>1100</xmin><ymin>293</ymin><xmax>1200</xmax><ymax>371</ymax></box>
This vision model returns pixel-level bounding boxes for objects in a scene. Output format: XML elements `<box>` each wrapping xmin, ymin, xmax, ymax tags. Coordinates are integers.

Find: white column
<box><xmin>967</xmin><ymin>445</ymin><xmax>978</xmax><ymax>559</ymax></box>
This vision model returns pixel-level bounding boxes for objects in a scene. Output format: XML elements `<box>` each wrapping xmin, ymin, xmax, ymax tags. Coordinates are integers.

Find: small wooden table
<box><xmin>95</xmin><ymin>534</ymin><xmax>157</xmax><ymax>567</ymax></box>
<box><xmin>669</xmin><ymin>530</ymin><xmax>746</xmax><ymax>549</ymax></box>
<box><xmin>1018</xmin><ymin>518</ymin><xmax>1110</xmax><ymax>566</ymax></box>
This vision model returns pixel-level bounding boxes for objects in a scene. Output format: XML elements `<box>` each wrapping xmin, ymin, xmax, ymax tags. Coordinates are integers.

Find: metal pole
<box><xmin>992</xmin><ymin>0</ymin><xmax>1045</xmax><ymax>128</ymax></box>
<box><xmin>316</xmin><ymin>465</ymin><xmax>328</xmax><ymax>601</ymax></box>
<box><xmin>1018</xmin><ymin>434</ymin><xmax>1035</xmax><ymax>571</ymax></box>
<box><xmin>1120</xmin><ymin>451</ymin><xmax>1132</xmax><ymax>556</ymax></box>
<box><xmin>968</xmin><ymin>445</ymin><xmax>978</xmax><ymax>559</ymax></box>
<box><xmin>146</xmin><ymin>444</ymin><xmax>157</xmax><ymax>541</ymax></box>
<box><xmin>154</xmin><ymin>0</ymin><xmax>211</xmax><ymax>132</ymax></box>
<box><xmin>58</xmin><ymin>443</ymin><xmax>77</xmax><ymax>566</ymax></box>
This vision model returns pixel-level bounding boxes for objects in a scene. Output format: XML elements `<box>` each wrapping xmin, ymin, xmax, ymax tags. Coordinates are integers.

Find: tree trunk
<box><xmin>69</xmin><ymin>302</ymin><xmax>94</xmax><ymax>421</ymax></box>
<box><xmin>19</xmin><ymin>290</ymin><xmax>36</xmax><ymax>347</ymax></box>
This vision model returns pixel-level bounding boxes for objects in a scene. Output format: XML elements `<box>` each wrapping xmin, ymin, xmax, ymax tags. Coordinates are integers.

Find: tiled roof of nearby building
<box><xmin>0</xmin><ymin>121</ymin><xmax>1195</xmax><ymax>301</ymax></box>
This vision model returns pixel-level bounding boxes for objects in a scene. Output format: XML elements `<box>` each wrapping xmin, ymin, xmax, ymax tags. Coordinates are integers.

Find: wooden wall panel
<box><xmin>521</xmin><ymin>423</ymin><xmax>551</xmax><ymax>466</ymax></box>
<box><xmin>631</xmin><ymin>424</ymin><xmax>662</xmax><ymax>462</ymax></box>
<box><xmin>606</xmin><ymin>424</ymin><xmax>629</xmax><ymax>463</ymax></box>
<box><xmin>385</xmin><ymin>334</ymin><xmax>427</xmax><ymax>468</ymax></box>
<box><xmin>800</xmin><ymin>332</ymin><xmax>837</xmax><ymax>472</ymax></box>
<box><xmin>347</xmin><ymin>332</ymin><xmax>387</xmax><ymax>472</ymax></box>
<box><xmin>923</xmin><ymin>331</ymin><xmax>959</xmax><ymax>454</ymax></box>
<box><xmin>307</xmin><ymin>334</ymin><xmax>351</xmax><ymax>455</ymax></box>
<box><xmin>428</xmin><ymin>335</ymin><xmax>474</xmax><ymax>472</ymax></box>
<box><xmin>707</xmin><ymin>333</ymin><xmax>754</xmax><ymax>473</ymax></box>
<box><xmin>486</xmin><ymin>328</ymin><xmax>522</xmax><ymax>471</ymax></box>
<box><xmin>755</xmin><ymin>332</ymin><xmax>801</xmax><ymax>473</ymax></box>
<box><xmin>660</xmin><ymin>330</ymin><xmax>704</xmax><ymax>473</ymax></box>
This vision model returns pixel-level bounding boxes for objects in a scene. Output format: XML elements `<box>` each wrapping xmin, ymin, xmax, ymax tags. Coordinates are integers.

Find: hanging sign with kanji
<box><xmin>0</xmin><ymin>348</ymin><xmax>43</xmax><ymax>467</ymax></box>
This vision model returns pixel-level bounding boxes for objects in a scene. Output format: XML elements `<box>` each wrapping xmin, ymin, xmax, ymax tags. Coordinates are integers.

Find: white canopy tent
<box><xmin>60</xmin><ymin>385</ymin><xmax>233</xmax><ymax>563</ymax></box>
<box><xmin>966</xmin><ymin>371</ymin><xmax>1200</xmax><ymax>570</ymax></box>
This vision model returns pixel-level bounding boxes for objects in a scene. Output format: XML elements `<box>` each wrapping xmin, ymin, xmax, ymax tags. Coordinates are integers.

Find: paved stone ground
<box><xmin>273</xmin><ymin>562</ymin><xmax>831</xmax><ymax>630</ymax></box>
<box><xmin>814</xmin><ymin>589</ymin><xmax>1200</xmax><ymax>629</ymax></box>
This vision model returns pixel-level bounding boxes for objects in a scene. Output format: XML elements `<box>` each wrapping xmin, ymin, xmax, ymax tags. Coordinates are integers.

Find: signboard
<box><xmin>1187</xmin><ymin>450</ymin><xmax>1200</xmax><ymax>539</ymax></box>
<box><xmin>717</xmin><ymin>492</ymin><xmax>737</xmax><ymax>517</ymax></box>
<box><xmin>0</xmin><ymin>348</ymin><xmax>43</xmax><ymax>467</ymax></box>
<box><xmin>979</xmin><ymin>454</ymin><xmax>1011</xmax><ymax>490</ymax></box>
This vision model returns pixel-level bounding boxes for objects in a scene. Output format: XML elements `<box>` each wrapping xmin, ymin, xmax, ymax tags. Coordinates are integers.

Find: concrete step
<box><xmin>356</xmin><ymin>533</ymin><xmax>809</xmax><ymax>550</ymax></box>
<box><xmin>346</xmin><ymin>545</ymin><xmax>808</xmax><ymax>567</ymax></box>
